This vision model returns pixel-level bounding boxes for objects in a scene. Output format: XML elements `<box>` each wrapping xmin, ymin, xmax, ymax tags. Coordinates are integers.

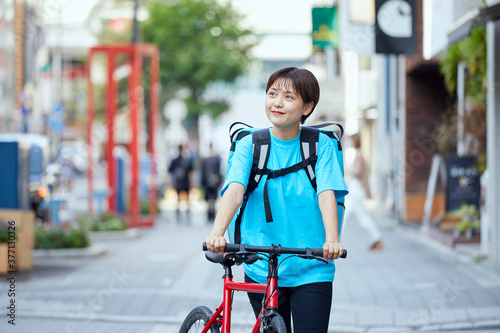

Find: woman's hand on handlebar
<box><xmin>205</xmin><ymin>235</ymin><xmax>227</xmax><ymax>254</ymax></box>
<box><xmin>323</xmin><ymin>241</ymin><xmax>344</xmax><ymax>261</ymax></box>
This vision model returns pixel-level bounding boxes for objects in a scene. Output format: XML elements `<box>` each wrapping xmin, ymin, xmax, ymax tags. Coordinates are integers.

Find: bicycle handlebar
<box><xmin>202</xmin><ymin>242</ymin><xmax>347</xmax><ymax>259</ymax></box>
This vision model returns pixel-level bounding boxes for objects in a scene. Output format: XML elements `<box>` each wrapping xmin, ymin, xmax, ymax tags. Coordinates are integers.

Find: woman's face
<box><xmin>265</xmin><ymin>78</ymin><xmax>313</xmax><ymax>130</ymax></box>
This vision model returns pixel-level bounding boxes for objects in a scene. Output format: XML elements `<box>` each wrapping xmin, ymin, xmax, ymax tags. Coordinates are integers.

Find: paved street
<box><xmin>1</xmin><ymin>195</ymin><xmax>500</xmax><ymax>333</ymax></box>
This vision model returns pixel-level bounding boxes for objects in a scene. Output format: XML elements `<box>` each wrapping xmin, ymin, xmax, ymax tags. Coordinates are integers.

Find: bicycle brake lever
<box><xmin>234</xmin><ymin>252</ymin><xmax>262</xmax><ymax>265</ymax></box>
<box><xmin>302</xmin><ymin>248</ymin><xmax>330</xmax><ymax>263</ymax></box>
<box><xmin>297</xmin><ymin>254</ymin><xmax>329</xmax><ymax>263</ymax></box>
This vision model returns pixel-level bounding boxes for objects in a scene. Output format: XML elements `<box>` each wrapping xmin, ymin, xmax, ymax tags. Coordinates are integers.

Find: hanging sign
<box><xmin>312</xmin><ymin>6</ymin><xmax>338</xmax><ymax>50</ymax></box>
<box><xmin>375</xmin><ymin>0</ymin><xmax>416</xmax><ymax>54</ymax></box>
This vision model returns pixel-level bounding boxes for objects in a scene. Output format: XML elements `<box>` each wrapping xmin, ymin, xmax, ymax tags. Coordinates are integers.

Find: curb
<box><xmin>88</xmin><ymin>228</ymin><xmax>142</xmax><ymax>241</ymax></box>
<box><xmin>32</xmin><ymin>244</ymin><xmax>107</xmax><ymax>258</ymax></box>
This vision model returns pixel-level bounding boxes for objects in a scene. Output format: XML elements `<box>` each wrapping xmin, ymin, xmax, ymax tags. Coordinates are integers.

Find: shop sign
<box><xmin>446</xmin><ymin>155</ymin><xmax>480</xmax><ymax>211</ymax></box>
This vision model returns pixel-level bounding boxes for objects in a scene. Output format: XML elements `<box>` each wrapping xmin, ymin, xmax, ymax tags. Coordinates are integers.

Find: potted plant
<box><xmin>454</xmin><ymin>220</ymin><xmax>470</xmax><ymax>238</ymax></box>
<box><xmin>453</xmin><ymin>204</ymin><xmax>481</xmax><ymax>240</ymax></box>
<box><xmin>471</xmin><ymin>219</ymin><xmax>481</xmax><ymax>237</ymax></box>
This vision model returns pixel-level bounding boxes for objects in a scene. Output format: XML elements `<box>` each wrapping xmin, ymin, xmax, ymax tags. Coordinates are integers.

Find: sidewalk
<box><xmin>332</xmin><ymin>212</ymin><xmax>500</xmax><ymax>332</ymax></box>
<box><xmin>1</xmin><ymin>201</ymin><xmax>500</xmax><ymax>333</ymax></box>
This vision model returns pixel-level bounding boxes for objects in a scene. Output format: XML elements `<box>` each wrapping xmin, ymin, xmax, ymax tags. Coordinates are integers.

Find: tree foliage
<box><xmin>90</xmin><ymin>0</ymin><xmax>135</xmax><ymax>44</ymax></box>
<box><xmin>439</xmin><ymin>27</ymin><xmax>487</xmax><ymax>105</ymax></box>
<box><xmin>141</xmin><ymin>0</ymin><xmax>257</xmax><ymax>122</ymax></box>
<box><xmin>438</xmin><ymin>26</ymin><xmax>487</xmax><ymax>161</ymax></box>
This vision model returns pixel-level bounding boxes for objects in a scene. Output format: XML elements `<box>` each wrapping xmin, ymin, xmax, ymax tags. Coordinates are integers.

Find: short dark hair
<box><xmin>266</xmin><ymin>67</ymin><xmax>320</xmax><ymax>124</ymax></box>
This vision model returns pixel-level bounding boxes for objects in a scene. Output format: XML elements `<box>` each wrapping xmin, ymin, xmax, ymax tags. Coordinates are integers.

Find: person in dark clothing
<box><xmin>168</xmin><ymin>143</ymin><xmax>194</xmax><ymax>223</ymax></box>
<box><xmin>201</xmin><ymin>144</ymin><xmax>222</xmax><ymax>223</ymax></box>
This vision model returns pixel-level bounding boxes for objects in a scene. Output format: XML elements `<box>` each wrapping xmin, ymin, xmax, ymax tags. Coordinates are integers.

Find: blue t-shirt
<box><xmin>222</xmin><ymin>128</ymin><xmax>348</xmax><ymax>287</ymax></box>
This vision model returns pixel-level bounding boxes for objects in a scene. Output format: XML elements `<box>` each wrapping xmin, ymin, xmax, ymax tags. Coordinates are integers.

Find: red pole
<box><xmin>106</xmin><ymin>51</ymin><xmax>117</xmax><ymax>212</ymax></box>
<box><xmin>149</xmin><ymin>48</ymin><xmax>160</xmax><ymax>220</ymax></box>
<box><xmin>128</xmin><ymin>45</ymin><xmax>141</xmax><ymax>227</ymax></box>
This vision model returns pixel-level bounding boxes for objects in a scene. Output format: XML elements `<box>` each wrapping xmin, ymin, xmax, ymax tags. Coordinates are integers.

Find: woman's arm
<box><xmin>318</xmin><ymin>190</ymin><xmax>344</xmax><ymax>260</ymax></box>
<box><xmin>206</xmin><ymin>182</ymin><xmax>245</xmax><ymax>254</ymax></box>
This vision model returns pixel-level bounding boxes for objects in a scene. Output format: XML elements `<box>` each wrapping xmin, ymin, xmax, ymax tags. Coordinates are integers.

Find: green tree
<box><xmin>141</xmin><ymin>0</ymin><xmax>257</xmax><ymax>135</ymax></box>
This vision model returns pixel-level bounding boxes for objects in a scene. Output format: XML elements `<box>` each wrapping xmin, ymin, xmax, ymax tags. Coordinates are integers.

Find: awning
<box><xmin>448</xmin><ymin>3</ymin><xmax>500</xmax><ymax>45</ymax></box>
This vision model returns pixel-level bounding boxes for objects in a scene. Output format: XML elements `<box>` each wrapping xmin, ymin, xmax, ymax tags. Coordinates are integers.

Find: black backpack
<box><xmin>227</xmin><ymin>122</ymin><xmax>346</xmax><ymax>244</ymax></box>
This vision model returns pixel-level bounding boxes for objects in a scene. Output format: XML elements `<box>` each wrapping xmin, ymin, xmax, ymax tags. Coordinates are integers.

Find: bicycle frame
<box><xmin>203</xmin><ymin>254</ymin><xmax>280</xmax><ymax>333</ymax></box>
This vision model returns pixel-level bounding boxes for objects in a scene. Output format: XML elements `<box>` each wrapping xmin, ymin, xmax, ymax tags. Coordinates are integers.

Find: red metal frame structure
<box><xmin>86</xmin><ymin>43</ymin><xmax>160</xmax><ymax>228</ymax></box>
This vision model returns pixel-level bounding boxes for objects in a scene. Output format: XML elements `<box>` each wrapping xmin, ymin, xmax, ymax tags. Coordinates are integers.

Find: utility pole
<box><xmin>486</xmin><ymin>20</ymin><xmax>500</xmax><ymax>265</ymax></box>
<box><xmin>132</xmin><ymin>0</ymin><xmax>139</xmax><ymax>43</ymax></box>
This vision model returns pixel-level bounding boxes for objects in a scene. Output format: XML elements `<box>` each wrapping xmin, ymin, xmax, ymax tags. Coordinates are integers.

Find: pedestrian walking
<box><xmin>59</xmin><ymin>157</ymin><xmax>77</xmax><ymax>192</ymax></box>
<box><xmin>205</xmin><ymin>67</ymin><xmax>348</xmax><ymax>332</ymax></box>
<box><xmin>344</xmin><ymin>134</ymin><xmax>383</xmax><ymax>250</ymax></box>
<box><xmin>201</xmin><ymin>144</ymin><xmax>222</xmax><ymax>224</ymax></box>
<box><xmin>168</xmin><ymin>143</ymin><xmax>193</xmax><ymax>224</ymax></box>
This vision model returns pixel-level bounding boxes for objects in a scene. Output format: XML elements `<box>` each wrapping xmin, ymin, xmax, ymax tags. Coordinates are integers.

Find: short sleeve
<box><xmin>315</xmin><ymin>134</ymin><xmax>349</xmax><ymax>198</ymax></box>
<box><xmin>220</xmin><ymin>135</ymin><xmax>253</xmax><ymax>196</ymax></box>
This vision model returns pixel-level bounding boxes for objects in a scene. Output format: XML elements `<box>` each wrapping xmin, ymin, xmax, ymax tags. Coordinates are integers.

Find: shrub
<box><xmin>77</xmin><ymin>212</ymin><xmax>127</xmax><ymax>232</ymax></box>
<box><xmin>66</xmin><ymin>228</ymin><xmax>90</xmax><ymax>248</ymax></box>
<box><xmin>140</xmin><ymin>200</ymin><xmax>160</xmax><ymax>215</ymax></box>
<box><xmin>0</xmin><ymin>220</ymin><xmax>11</xmax><ymax>243</ymax></box>
<box><xmin>34</xmin><ymin>224</ymin><xmax>90</xmax><ymax>249</ymax></box>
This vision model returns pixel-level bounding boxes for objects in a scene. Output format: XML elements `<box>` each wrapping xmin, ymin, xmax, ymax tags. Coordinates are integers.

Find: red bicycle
<box><xmin>179</xmin><ymin>242</ymin><xmax>347</xmax><ymax>333</ymax></box>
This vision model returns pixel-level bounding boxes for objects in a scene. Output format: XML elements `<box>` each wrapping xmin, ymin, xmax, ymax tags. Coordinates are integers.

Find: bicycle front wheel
<box><xmin>179</xmin><ymin>306</ymin><xmax>220</xmax><ymax>333</ymax></box>
<box><xmin>264</xmin><ymin>314</ymin><xmax>287</xmax><ymax>333</ymax></box>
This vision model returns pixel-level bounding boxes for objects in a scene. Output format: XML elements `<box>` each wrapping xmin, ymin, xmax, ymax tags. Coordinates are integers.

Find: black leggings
<box><xmin>245</xmin><ymin>275</ymin><xmax>332</xmax><ymax>333</ymax></box>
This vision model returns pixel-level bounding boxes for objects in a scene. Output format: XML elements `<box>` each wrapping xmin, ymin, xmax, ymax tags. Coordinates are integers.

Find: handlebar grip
<box><xmin>202</xmin><ymin>242</ymin><xmax>242</xmax><ymax>253</ymax></box>
<box><xmin>310</xmin><ymin>248</ymin><xmax>347</xmax><ymax>259</ymax></box>
<box><xmin>224</xmin><ymin>243</ymin><xmax>242</xmax><ymax>252</ymax></box>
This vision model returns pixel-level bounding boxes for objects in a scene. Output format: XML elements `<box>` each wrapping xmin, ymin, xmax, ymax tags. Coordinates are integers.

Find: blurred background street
<box><xmin>1</xmin><ymin>0</ymin><xmax>500</xmax><ymax>332</ymax></box>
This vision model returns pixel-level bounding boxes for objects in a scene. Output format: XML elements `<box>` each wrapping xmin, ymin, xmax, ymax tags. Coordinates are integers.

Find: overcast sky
<box><xmin>48</xmin><ymin>0</ymin><xmax>332</xmax><ymax>59</ymax></box>
<box><xmin>49</xmin><ymin>0</ymin><xmax>328</xmax><ymax>28</ymax></box>
<box><xmin>231</xmin><ymin>0</ymin><xmax>329</xmax><ymax>34</ymax></box>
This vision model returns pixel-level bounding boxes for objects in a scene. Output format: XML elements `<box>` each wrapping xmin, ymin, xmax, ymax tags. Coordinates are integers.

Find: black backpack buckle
<box><xmin>269</xmin><ymin>169</ymin><xmax>283</xmax><ymax>179</ymax></box>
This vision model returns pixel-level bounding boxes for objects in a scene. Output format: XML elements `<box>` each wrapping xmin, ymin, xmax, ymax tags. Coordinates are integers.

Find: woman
<box><xmin>206</xmin><ymin>67</ymin><xmax>348</xmax><ymax>332</ymax></box>
<box><xmin>345</xmin><ymin>134</ymin><xmax>383</xmax><ymax>250</ymax></box>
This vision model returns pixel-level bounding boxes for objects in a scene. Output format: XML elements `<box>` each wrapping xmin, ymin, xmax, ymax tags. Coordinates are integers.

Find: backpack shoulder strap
<box><xmin>234</xmin><ymin>128</ymin><xmax>271</xmax><ymax>244</ymax></box>
<box><xmin>300</xmin><ymin>126</ymin><xmax>320</xmax><ymax>191</ymax></box>
<box><xmin>247</xmin><ymin>128</ymin><xmax>271</xmax><ymax>193</ymax></box>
